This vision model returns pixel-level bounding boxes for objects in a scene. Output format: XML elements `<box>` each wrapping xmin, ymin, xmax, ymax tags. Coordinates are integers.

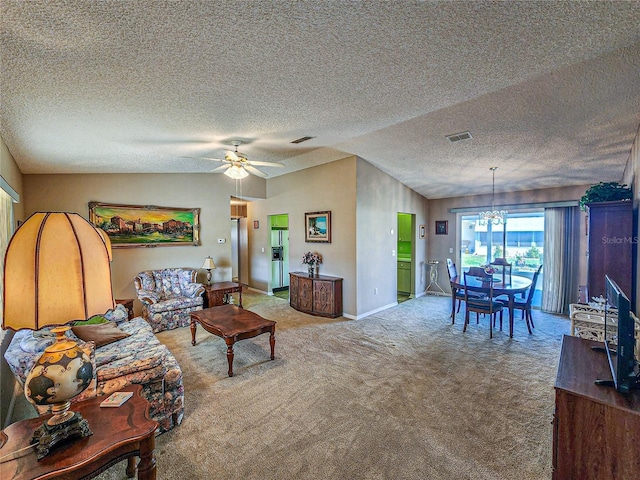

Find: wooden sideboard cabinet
<box><xmin>553</xmin><ymin>335</ymin><xmax>640</xmax><ymax>479</ymax></box>
<box><xmin>289</xmin><ymin>272</ymin><xmax>343</xmax><ymax>318</ymax></box>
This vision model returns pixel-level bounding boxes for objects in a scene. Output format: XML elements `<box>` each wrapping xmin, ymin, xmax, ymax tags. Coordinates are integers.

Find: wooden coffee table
<box><xmin>0</xmin><ymin>384</ymin><xmax>157</xmax><ymax>480</ymax></box>
<box><xmin>190</xmin><ymin>305</ymin><xmax>276</xmax><ymax>377</ymax></box>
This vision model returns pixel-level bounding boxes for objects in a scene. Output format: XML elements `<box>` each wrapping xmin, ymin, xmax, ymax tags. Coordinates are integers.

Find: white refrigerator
<box><xmin>271</xmin><ymin>229</ymin><xmax>289</xmax><ymax>291</ymax></box>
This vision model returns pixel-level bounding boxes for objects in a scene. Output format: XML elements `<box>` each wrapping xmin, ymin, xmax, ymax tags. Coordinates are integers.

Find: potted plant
<box><xmin>579</xmin><ymin>181</ymin><xmax>632</xmax><ymax>211</ymax></box>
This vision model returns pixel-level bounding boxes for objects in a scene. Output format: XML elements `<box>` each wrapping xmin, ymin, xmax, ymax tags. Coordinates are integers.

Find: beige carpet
<box><xmin>95</xmin><ymin>292</ymin><xmax>569</xmax><ymax>480</ymax></box>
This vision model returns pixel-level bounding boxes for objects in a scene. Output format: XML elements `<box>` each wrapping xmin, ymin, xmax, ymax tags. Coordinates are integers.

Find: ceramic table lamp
<box><xmin>202</xmin><ymin>256</ymin><xmax>216</xmax><ymax>286</ymax></box>
<box><xmin>2</xmin><ymin>212</ymin><xmax>115</xmax><ymax>458</ymax></box>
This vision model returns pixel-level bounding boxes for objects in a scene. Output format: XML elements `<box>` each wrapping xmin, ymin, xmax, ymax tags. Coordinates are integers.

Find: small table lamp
<box><xmin>202</xmin><ymin>256</ymin><xmax>217</xmax><ymax>286</ymax></box>
<box><xmin>2</xmin><ymin>212</ymin><xmax>115</xmax><ymax>458</ymax></box>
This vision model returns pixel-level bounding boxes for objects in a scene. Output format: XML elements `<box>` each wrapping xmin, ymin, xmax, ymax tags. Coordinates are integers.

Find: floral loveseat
<box><xmin>4</xmin><ymin>304</ymin><xmax>184</xmax><ymax>433</ymax></box>
<box><xmin>134</xmin><ymin>268</ymin><xmax>205</xmax><ymax>333</ymax></box>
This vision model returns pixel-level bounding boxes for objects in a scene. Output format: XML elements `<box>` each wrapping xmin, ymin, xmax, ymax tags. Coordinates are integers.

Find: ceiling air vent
<box><xmin>291</xmin><ymin>136</ymin><xmax>315</xmax><ymax>144</ymax></box>
<box><xmin>446</xmin><ymin>131</ymin><xmax>473</xmax><ymax>143</ymax></box>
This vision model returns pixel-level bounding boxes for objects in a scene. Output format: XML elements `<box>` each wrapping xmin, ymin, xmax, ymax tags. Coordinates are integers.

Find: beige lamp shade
<box><xmin>202</xmin><ymin>256</ymin><xmax>217</xmax><ymax>270</ymax></box>
<box><xmin>96</xmin><ymin>226</ymin><xmax>113</xmax><ymax>261</ymax></box>
<box><xmin>2</xmin><ymin>212</ymin><xmax>115</xmax><ymax>331</ymax></box>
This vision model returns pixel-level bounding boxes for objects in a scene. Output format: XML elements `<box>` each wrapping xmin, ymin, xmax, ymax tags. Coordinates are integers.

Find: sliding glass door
<box><xmin>459</xmin><ymin>210</ymin><xmax>544</xmax><ymax>307</ymax></box>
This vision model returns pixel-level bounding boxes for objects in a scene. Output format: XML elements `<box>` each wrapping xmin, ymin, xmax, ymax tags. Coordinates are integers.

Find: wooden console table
<box><xmin>0</xmin><ymin>384</ymin><xmax>157</xmax><ymax>479</ymax></box>
<box><xmin>289</xmin><ymin>272</ymin><xmax>342</xmax><ymax>318</ymax></box>
<box><xmin>553</xmin><ymin>335</ymin><xmax>640</xmax><ymax>479</ymax></box>
<box><xmin>203</xmin><ymin>282</ymin><xmax>243</xmax><ymax>308</ymax></box>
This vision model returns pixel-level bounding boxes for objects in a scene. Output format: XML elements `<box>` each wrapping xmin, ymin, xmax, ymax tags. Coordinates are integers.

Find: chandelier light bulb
<box><xmin>479</xmin><ymin>167</ymin><xmax>508</xmax><ymax>225</ymax></box>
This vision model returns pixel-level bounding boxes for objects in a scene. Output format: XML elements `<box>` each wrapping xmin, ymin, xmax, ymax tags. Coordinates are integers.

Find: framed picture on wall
<box><xmin>89</xmin><ymin>201</ymin><xmax>201</xmax><ymax>248</ymax></box>
<box><xmin>305</xmin><ymin>211</ymin><xmax>331</xmax><ymax>243</ymax></box>
<box><xmin>435</xmin><ymin>220</ymin><xmax>448</xmax><ymax>235</ymax></box>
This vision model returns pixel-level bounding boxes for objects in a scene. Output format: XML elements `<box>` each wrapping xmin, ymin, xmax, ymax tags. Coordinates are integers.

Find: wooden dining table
<box><xmin>450</xmin><ymin>273</ymin><xmax>533</xmax><ymax>337</ymax></box>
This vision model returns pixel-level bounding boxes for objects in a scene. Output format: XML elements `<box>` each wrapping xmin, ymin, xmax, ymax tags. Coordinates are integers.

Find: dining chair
<box><xmin>467</xmin><ymin>266</ymin><xmax>492</xmax><ymax>279</ymax></box>
<box><xmin>446</xmin><ymin>258</ymin><xmax>465</xmax><ymax>320</ymax></box>
<box><xmin>463</xmin><ymin>272</ymin><xmax>504</xmax><ymax>338</ymax></box>
<box><xmin>497</xmin><ymin>264</ymin><xmax>543</xmax><ymax>334</ymax></box>
<box><xmin>490</xmin><ymin>257</ymin><xmax>512</xmax><ymax>285</ymax></box>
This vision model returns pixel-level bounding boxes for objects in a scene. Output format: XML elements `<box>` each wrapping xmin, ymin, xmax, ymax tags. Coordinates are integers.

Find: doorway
<box><xmin>230</xmin><ymin>219</ymin><xmax>239</xmax><ymax>283</ymax></box>
<box><xmin>269</xmin><ymin>214</ymin><xmax>289</xmax><ymax>298</ymax></box>
<box><xmin>397</xmin><ymin>213</ymin><xmax>414</xmax><ymax>303</ymax></box>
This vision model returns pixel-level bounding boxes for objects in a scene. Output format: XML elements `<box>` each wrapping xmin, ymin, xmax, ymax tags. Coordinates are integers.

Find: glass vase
<box><xmin>308</xmin><ymin>265</ymin><xmax>315</xmax><ymax>277</ymax></box>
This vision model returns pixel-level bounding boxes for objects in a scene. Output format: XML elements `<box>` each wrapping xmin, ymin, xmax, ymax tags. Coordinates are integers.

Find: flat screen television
<box><xmin>595</xmin><ymin>275</ymin><xmax>639</xmax><ymax>393</ymax></box>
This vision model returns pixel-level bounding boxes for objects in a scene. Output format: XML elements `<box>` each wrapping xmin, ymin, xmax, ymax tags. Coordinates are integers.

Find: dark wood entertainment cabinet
<box><xmin>289</xmin><ymin>272</ymin><xmax>343</xmax><ymax>318</ymax></box>
<box><xmin>553</xmin><ymin>335</ymin><xmax>640</xmax><ymax>479</ymax></box>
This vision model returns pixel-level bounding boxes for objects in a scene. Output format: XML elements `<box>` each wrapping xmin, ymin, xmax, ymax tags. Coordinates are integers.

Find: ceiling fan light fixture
<box><xmin>224</xmin><ymin>165</ymin><xmax>249</xmax><ymax>179</ymax></box>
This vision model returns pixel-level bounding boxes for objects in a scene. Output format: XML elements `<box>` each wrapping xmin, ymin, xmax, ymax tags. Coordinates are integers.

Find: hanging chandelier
<box><xmin>478</xmin><ymin>166</ymin><xmax>508</xmax><ymax>226</ymax></box>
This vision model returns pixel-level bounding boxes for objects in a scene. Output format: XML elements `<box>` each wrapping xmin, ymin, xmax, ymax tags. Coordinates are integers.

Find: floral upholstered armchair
<box><xmin>134</xmin><ymin>268</ymin><xmax>205</xmax><ymax>332</ymax></box>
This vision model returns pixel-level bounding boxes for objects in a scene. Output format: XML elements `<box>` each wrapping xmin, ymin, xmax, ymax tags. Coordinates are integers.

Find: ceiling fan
<box><xmin>184</xmin><ymin>140</ymin><xmax>284</xmax><ymax>179</ymax></box>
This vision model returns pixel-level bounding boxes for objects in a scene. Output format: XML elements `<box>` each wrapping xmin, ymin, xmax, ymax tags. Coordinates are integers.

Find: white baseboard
<box><xmin>352</xmin><ymin>302</ymin><xmax>398</xmax><ymax>320</ymax></box>
<box><xmin>247</xmin><ymin>287</ymin><xmax>270</xmax><ymax>296</ymax></box>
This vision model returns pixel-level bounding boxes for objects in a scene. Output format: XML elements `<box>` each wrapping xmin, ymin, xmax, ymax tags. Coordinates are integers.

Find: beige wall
<box><xmin>248</xmin><ymin>156</ymin><xmax>431</xmax><ymax>318</ymax></box>
<box><xmin>356</xmin><ymin>158</ymin><xmax>429</xmax><ymax>316</ymax></box>
<box><xmin>17</xmin><ymin>157</ymin><xmax>431</xmax><ymax>319</ymax></box>
<box><xmin>249</xmin><ymin>157</ymin><xmax>358</xmax><ymax>315</ymax></box>
<box><xmin>22</xmin><ymin>173</ymin><xmax>266</xmax><ymax>315</ymax></box>
<box><xmin>428</xmin><ymin>184</ymin><xmax>591</xmax><ymax>294</ymax></box>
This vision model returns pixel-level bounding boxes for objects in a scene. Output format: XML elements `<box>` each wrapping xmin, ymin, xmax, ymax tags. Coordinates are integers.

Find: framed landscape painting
<box><xmin>89</xmin><ymin>202</ymin><xmax>201</xmax><ymax>248</ymax></box>
<box><xmin>305</xmin><ymin>211</ymin><xmax>331</xmax><ymax>243</ymax></box>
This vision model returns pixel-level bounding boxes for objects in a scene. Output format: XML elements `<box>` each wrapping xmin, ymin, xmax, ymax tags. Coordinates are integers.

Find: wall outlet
<box><xmin>218</xmin><ymin>238</ymin><xmax>226</xmax><ymax>244</ymax></box>
<box><xmin>449</xmin><ymin>247</ymin><xmax>454</xmax><ymax>253</ymax></box>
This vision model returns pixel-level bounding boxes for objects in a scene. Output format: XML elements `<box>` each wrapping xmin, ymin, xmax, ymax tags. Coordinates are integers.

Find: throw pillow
<box><xmin>71</xmin><ymin>322</ymin><xmax>131</xmax><ymax>348</ymax></box>
<box><xmin>73</xmin><ymin>315</ymin><xmax>108</xmax><ymax>326</ymax></box>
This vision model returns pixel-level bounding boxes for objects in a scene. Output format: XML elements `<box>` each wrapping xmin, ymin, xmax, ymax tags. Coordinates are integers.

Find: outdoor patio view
<box><xmin>459</xmin><ymin>211</ymin><xmax>544</xmax><ymax>307</ymax></box>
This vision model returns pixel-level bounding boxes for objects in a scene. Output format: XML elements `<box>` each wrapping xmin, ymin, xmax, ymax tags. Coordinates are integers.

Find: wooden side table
<box><xmin>115</xmin><ymin>298</ymin><xmax>135</xmax><ymax>320</ymax></box>
<box><xmin>203</xmin><ymin>282</ymin><xmax>243</xmax><ymax>308</ymax></box>
<box><xmin>0</xmin><ymin>385</ymin><xmax>157</xmax><ymax>480</ymax></box>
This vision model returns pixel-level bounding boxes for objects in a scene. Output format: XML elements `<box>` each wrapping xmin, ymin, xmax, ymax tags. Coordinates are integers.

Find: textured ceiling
<box><xmin>1</xmin><ymin>1</ymin><xmax>639</xmax><ymax>199</ymax></box>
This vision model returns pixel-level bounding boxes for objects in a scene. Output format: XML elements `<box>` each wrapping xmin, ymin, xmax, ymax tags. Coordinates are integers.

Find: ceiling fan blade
<box><xmin>211</xmin><ymin>164</ymin><xmax>230</xmax><ymax>173</ymax></box>
<box><xmin>225</xmin><ymin>150</ymin><xmax>239</xmax><ymax>161</ymax></box>
<box><xmin>181</xmin><ymin>156</ymin><xmax>226</xmax><ymax>163</ymax></box>
<box><xmin>245</xmin><ymin>165</ymin><xmax>268</xmax><ymax>178</ymax></box>
<box><xmin>248</xmin><ymin>160</ymin><xmax>284</xmax><ymax>168</ymax></box>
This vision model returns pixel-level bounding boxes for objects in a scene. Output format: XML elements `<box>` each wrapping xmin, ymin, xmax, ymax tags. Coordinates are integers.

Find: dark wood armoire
<box><xmin>586</xmin><ymin>200</ymin><xmax>633</xmax><ymax>299</ymax></box>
